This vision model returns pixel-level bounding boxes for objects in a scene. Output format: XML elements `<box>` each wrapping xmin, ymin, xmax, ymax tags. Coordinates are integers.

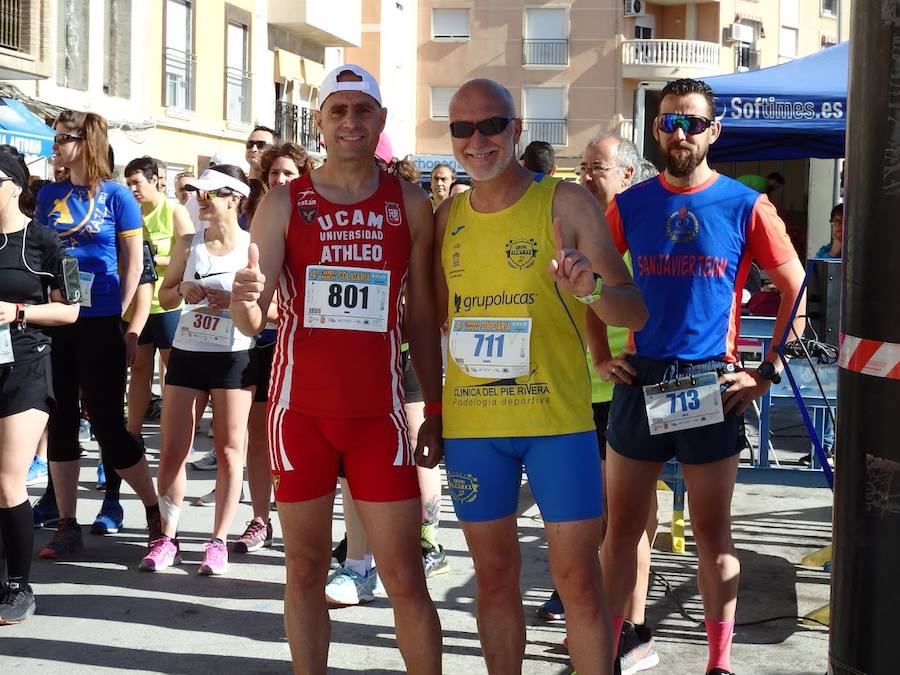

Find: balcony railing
<box><xmin>164</xmin><ymin>47</ymin><xmax>196</xmax><ymax>110</ymax></box>
<box><xmin>522</xmin><ymin>39</ymin><xmax>568</xmax><ymax>66</ymax></box>
<box><xmin>0</xmin><ymin>0</ymin><xmax>24</xmax><ymax>52</ymax></box>
<box><xmin>226</xmin><ymin>66</ymin><xmax>251</xmax><ymax>123</ymax></box>
<box><xmin>275</xmin><ymin>101</ymin><xmax>321</xmax><ymax>153</ymax></box>
<box><xmin>622</xmin><ymin>39</ymin><xmax>719</xmax><ymax>69</ymax></box>
<box><xmin>519</xmin><ymin>118</ymin><xmax>567</xmax><ymax>148</ymax></box>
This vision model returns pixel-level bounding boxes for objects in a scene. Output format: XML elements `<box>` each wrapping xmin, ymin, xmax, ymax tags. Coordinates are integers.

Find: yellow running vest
<box><xmin>442</xmin><ymin>176</ymin><xmax>595</xmax><ymax>438</ymax></box>
<box><xmin>143</xmin><ymin>198</ymin><xmax>179</xmax><ymax>315</ymax></box>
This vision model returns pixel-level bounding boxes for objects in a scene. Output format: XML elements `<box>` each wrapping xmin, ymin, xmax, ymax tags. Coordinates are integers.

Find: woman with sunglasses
<box><xmin>229</xmin><ymin>143</ymin><xmax>313</xmax><ymax>554</ymax></box>
<box><xmin>0</xmin><ymin>146</ymin><xmax>78</xmax><ymax>623</ymax></box>
<box><xmin>35</xmin><ymin>111</ymin><xmax>161</xmax><ymax>560</ymax></box>
<box><xmin>143</xmin><ymin>165</ymin><xmax>255</xmax><ymax>575</ymax></box>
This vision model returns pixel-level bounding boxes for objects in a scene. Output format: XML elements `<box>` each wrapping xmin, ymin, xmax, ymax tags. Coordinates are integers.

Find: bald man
<box><xmin>433</xmin><ymin>78</ymin><xmax>647</xmax><ymax>675</ymax></box>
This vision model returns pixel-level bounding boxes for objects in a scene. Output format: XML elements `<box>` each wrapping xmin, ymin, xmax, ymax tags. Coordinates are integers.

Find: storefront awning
<box><xmin>0</xmin><ymin>97</ymin><xmax>55</xmax><ymax>157</ymax></box>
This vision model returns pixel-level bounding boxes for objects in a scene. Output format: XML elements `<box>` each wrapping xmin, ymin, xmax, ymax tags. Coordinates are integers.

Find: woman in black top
<box><xmin>0</xmin><ymin>146</ymin><xmax>78</xmax><ymax>623</ymax></box>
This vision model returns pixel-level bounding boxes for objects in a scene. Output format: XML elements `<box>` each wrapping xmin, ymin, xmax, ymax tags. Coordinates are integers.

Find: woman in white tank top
<box><xmin>143</xmin><ymin>165</ymin><xmax>254</xmax><ymax>577</ymax></box>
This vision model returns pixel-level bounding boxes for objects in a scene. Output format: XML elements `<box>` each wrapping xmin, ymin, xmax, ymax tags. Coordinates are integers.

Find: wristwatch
<box><xmin>757</xmin><ymin>360</ymin><xmax>782</xmax><ymax>385</ymax></box>
<box><xmin>14</xmin><ymin>303</ymin><xmax>27</xmax><ymax>331</ymax></box>
<box><xmin>575</xmin><ymin>273</ymin><xmax>603</xmax><ymax>304</ymax></box>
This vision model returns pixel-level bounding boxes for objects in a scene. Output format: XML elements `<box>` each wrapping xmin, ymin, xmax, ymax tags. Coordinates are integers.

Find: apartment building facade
<box><xmin>416</xmin><ymin>0</ymin><xmax>850</xmax><ymax>167</ymax></box>
<box><xmin>344</xmin><ymin>0</ymin><xmax>419</xmax><ymax>158</ymax></box>
<box><xmin>3</xmin><ymin>0</ymin><xmax>361</xmax><ymax>183</ymax></box>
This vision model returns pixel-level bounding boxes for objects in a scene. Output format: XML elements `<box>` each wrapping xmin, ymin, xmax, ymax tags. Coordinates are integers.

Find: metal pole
<box><xmin>829</xmin><ymin>3</ymin><xmax>900</xmax><ymax>674</ymax></box>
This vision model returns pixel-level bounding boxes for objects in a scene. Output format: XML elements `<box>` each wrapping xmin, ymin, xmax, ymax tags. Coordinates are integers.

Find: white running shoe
<box><xmin>325</xmin><ymin>565</ymin><xmax>376</xmax><ymax>605</ymax></box>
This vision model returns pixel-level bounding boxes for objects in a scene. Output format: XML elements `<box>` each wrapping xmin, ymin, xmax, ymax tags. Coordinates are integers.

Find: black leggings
<box><xmin>46</xmin><ymin>316</ymin><xmax>144</xmax><ymax>470</ymax></box>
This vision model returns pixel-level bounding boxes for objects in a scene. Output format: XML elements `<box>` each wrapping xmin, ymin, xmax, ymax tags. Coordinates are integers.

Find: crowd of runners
<box><xmin>0</xmin><ymin>63</ymin><xmax>808</xmax><ymax>675</ymax></box>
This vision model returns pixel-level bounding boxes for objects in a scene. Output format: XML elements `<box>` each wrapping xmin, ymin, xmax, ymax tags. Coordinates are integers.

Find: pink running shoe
<box><xmin>198</xmin><ymin>539</ymin><xmax>228</xmax><ymax>575</ymax></box>
<box><xmin>140</xmin><ymin>536</ymin><xmax>181</xmax><ymax>572</ymax></box>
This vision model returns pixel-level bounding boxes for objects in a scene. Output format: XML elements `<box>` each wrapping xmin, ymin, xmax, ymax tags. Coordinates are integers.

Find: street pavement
<box><xmin>1</xmin><ymin>405</ymin><xmax>833</xmax><ymax>674</ymax></box>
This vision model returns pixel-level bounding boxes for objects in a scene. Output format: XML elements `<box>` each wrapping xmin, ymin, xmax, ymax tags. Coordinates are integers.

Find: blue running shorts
<box><xmin>444</xmin><ymin>431</ymin><xmax>603</xmax><ymax>523</ymax></box>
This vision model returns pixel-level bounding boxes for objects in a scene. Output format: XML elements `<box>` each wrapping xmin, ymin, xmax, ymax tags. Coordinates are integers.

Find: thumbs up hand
<box><xmin>547</xmin><ymin>218</ymin><xmax>595</xmax><ymax>297</ymax></box>
<box><xmin>232</xmin><ymin>243</ymin><xmax>266</xmax><ymax>305</ymax></box>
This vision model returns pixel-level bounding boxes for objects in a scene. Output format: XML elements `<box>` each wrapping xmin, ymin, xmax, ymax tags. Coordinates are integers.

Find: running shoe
<box><xmin>32</xmin><ymin>493</ymin><xmax>59</xmax><ymax>529</ymax></box>
<box><xmin>619</xmin><ymin>621</ymin><xmax>660</xmax><ymax>675</ymax></box>
<box><xmin>38</xmin><ymin>518</ymin><xmax>83</xmax><ymax>558</ymax></box>
<box><xmin>91</xmin><ymin>498</ymin><xmax>124</xmax><ymax>535</ymax></box>
<box><xmin>190</xmin><ymin>452</ymin><xmax>217</xmax><ymax>471</ymax></box>
<box><xmin>146</xmin><ymin>394</ymin><xmax>163</xmax><ymax>420</ymax></box>
<box><xmin>96</xmin><ymin>462</ymin><xmax>106</xmax><ymax>490</ymax></box>
<box><xmin>0</xmin><ymin>580</ymin><xmax>36</xmax><ymax>625</ymax></box>
<box><xmin>193</xmin><ymin>486</ymin><xmax>244</xmax><ymax>507</ymax></box>
<box><xmin>325</xmin><ymin>565</ymin><xmax>376</xmax><ymax>605</ymax></box>
<box><xmin>78</xmin><ymin>417</ymin><xmax>92</xmax><ymax>441</ymax></box>
<box><xmin>198</xmin><ymin>540</ymin><xmax>228</xmax><ymax>575</ymax></box>
<box><xmin>423</xmin><ymin>544</ymin><xmax>449</xmax><ymax>578</ymax></box>
<box><xmin>707</xmin><ymin>670</ymin><xmax>735</xmax><ymax>675</ymax></box>
<box><xmin>26</xmin><ymin>456</ymin><xmax>48</xmax><ymax>486</ymax></box>
<box><xmin>233</xmin><ymin>518</ymin><xmax>273</xmax><ymax>553</ymax></box>
<box><xmin>140</xmin><ymin>536</ymin><xmax>181</xmax><ymax>571</ymax></box>
<box><xmin>330</xmin><ymin>536</ymin><xmax>347</xmax><ymax>569</ymax></box>
<box><xmin>537</xmin><ymin>589</ymin><xmax>565</xmax><ymax>621</ymax></box>
<box><xmin>194</xmin><ymin>488</ymin><xmax>216</xmax><ymax>507</ymax></box>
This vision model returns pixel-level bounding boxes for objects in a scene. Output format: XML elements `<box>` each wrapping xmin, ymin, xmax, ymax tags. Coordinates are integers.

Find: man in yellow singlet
<box><xmin>431</xmin><ymin>79</ymin><xmax>648</xmax><ymax>675</ymax></box>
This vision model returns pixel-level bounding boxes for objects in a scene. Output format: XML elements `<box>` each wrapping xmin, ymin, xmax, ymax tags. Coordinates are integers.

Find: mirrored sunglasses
<box><xmin>656</xmin><ymin>113</ymin><xmax>714</xmax><ymax>135</ymax></box>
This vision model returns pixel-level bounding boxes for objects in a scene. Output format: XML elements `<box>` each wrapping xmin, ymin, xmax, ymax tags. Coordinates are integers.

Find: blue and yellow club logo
<box><xmin>447</xmin><ymin>472</ymin><xmax>479</xmax><ymax>504</ymax></box>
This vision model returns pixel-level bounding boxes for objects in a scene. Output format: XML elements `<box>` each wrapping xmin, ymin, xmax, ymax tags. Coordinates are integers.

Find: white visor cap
<box><xmin>184</xmin><ymin>168</ymin><xmax>251</xmax><ymax>197</ymax></box>
<box><xmin>318</xmin><ymin>64</ymin><xmax>382</xmax><ymax>109</ymax></box>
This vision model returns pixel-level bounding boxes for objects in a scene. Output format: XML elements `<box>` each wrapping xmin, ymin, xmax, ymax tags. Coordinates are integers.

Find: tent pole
<box><xmin>832</xmin><ymin>0</ymin><xmax>844</xmax><ymax>206</ymax></box>
<box><xmin>829</xmin><ymin>4</ymin><xmax>900</xmax><ymax>674</ymax></box>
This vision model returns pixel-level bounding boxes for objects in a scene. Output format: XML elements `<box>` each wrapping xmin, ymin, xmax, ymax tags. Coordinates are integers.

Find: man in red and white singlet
<box><xmin>231</xmin><ymin>65</ymin><xmax>443</xmax><ymax>674</ymax></box>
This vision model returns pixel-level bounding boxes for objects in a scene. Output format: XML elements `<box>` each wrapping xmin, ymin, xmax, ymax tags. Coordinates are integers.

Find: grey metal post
<box><xmin>829</xmin><ymin>3</ymin><xmax>900</xmax><ymax>674</ymax></box>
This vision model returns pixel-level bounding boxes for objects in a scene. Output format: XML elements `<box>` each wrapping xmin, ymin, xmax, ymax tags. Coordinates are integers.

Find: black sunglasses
<box><xmin>656</xmin><ymin>113</ymin><xmax>714</xmax><ymax>135</ymax></box>
<box><xmin>54</xmin><ymin>133</ymin><xmax>83</xmax><ymax>145</ymax></box>
<box><xmin>449</xmin><ymin>117</ymin><xmax>515</xmax><ymax>139</ymax></box>
<box><xmin>245</xmin><ymin>140</ymin><xmax>268</xmax><ymax>150</ymax></box>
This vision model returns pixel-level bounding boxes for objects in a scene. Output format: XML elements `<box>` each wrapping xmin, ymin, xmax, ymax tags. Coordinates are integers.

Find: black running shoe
<box><xmin>536</xmin><ymin>589</ymin><xmax>565</xmax><ymax>621</ymax></box>
<box><xmin>330</xmin><ymin>536</ymin><xmax>347</xmax><ymax>570</ymax></box>
<box><xmin>0</xmin><ymin>581</ymin><xmax>36</xmax><ymax>624</ymax></box>
<box><xmin>707</xmin><ymin>669</ymin><xmax>735</xmax><ymax>675</ymax></box>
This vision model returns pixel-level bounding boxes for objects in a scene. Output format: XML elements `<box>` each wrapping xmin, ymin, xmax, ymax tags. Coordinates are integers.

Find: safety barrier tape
<box><xmin>838</xmin><ymin>333</ymin><xmax>900</xmax><ymax>380</ymax></box>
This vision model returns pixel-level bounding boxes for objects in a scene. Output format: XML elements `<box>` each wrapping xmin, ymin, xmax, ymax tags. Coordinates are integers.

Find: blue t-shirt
<box><xmin>608</xmin><ymin>173</ymin><xmax>796</xmax><ymax>363</ymax></box>
<box><xmin>35</xmin><ymin>180</ymin><xmax>142</xmax><ymax>318</ymax></box>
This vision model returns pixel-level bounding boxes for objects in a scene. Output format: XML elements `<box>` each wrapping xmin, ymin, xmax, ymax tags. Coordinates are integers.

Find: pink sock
<box><xmin>705</xmin><ymin>619</ymin><xmax>735</xmax><ymax>672</ymax></box>
<box><xmin>612</xmin><ymin>615</ymin><xmax>625</xmax><ymax>647</ymax></box>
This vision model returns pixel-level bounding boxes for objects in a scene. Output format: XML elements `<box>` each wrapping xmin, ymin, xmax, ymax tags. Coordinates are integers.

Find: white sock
<box><xmin>363</xmin><ymin>554</ymin><xmax>374</xmax><ymax>573</ymax></box>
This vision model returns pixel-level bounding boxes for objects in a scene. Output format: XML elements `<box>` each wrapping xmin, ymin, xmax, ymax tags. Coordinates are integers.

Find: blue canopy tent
<box><xmin>701</xmin><ymin>42</ymin><xmax>848</xmax><ymax>161</ymax></box>
<box><xmin>0</xmin><ymin>97</ymin><xmax>55</xmax><ymax>157</ymax></box>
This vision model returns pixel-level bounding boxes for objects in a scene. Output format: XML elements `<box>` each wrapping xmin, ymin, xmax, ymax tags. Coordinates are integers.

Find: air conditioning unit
<box><xmin>624</xmin><ymin>0</ymin><xmax>645</xmax><ymax>17</ymax></box>
<box><xmin>727</xmin><ymin>22</ymin><xmax>754</xmax><ymax>44</ymax></box>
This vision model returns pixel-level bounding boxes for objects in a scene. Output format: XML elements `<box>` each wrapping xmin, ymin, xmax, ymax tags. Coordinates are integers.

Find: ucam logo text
<box><xmin>317</xmin><ymin>209</ymin><xmax>384</xmax><ymax>231</ymax></box>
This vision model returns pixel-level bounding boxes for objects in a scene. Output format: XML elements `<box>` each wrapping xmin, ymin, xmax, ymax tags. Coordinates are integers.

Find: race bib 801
<box><xmin>303</xmin><ymin>265</ymin><xmax>390</xmax><ymax>333</ymax></box>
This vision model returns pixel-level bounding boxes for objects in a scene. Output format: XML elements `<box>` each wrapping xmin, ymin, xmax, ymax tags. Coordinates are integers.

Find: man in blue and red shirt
<box><xmin>599</xmin><ymin>78</ymin><xmax>805</xmax><ymax>675</ymax></box>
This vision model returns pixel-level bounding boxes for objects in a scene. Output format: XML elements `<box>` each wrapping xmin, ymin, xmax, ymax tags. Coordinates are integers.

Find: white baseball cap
<box><xmin>318</xmin><ymin>64</ymin><xmax>382</xmax><ymax>109</ymax></box>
